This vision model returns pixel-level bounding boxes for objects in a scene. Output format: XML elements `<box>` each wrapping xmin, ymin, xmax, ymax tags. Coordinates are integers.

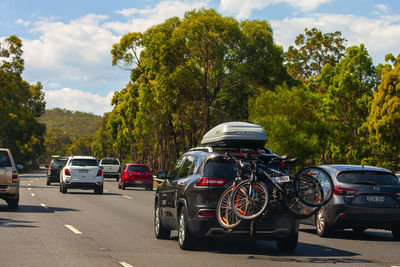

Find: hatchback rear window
<box><xmin>203</xmin><ymin>160</ymin><xmax>236</xmax><ymax>180</ymax></box>
<box><xmin>51</xmin><ymin>160</ymin><xmax>67</xmax><ymax>169</ymax></box>
<box><xmin>128</xmin><ymin>165</ymin><xmax>149</xmax><ymax>172</ymax></box>
<box><xmin>101</xmin><ymin>159</ymin><xmax>120</xmax><ymax>165</ymax></box>
<box><xmin>0</xmin><ymin>151</ymin><xmax>11</xmax><ymax>167</ymax></box>
<box><xmin>70</xmin><ymin>159</ymin><xmax>98</xmax><ymax>166</ymax></box>
<box><xmin>337</xmin><ymin>171</ymin><xmax>400</xmax><ymax>185</ymax></box>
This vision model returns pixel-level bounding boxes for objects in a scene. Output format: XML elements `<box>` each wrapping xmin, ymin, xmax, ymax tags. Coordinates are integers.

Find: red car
<box><xmin>118</xmin><ymin>164</ymin><xmax>153</xmax><ymax>191</ymax></box>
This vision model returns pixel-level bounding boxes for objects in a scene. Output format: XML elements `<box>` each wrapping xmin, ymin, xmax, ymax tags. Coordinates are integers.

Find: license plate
<box><xmin>135</xmin><ymin>180</ymin><xmax>143</xmax><ymax>184</ymax></box>
<box><xmin>366</xmin><ymin>195</ymin><xmax>385</xmax><ymax>202</ymax></box>
<box><xmin>79</xmin><ymin>170</ymin><xmax>88</xmax><ymax>173</ymax></box>
<box><xmin>273</xmin><ymin>175</ymin><xmax>290</xmax><ymax>183</ymax></box>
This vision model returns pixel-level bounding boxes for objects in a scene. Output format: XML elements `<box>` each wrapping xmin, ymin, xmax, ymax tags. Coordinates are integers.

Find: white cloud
<box><xmin>106</xmin><ymin>0</ymin><xmax>210</xmax><ymax>34</ymax></box>
<box><xmin>219</xmin><ymin>0</ymin><xmax>331</xmax><ymax>18</ymax></box>
<box><xmin>15</xmin><ymin>19</ymin><xmax>31</xmax><ymax>27</ymax></box>
<box><xmin>375</xmin><ymin>4</ymin><xmax>389</xmax><ymax>13</ymax></box>
<box><xmin>45</xmin><ymin>88</ymin><xmax>114</xmax><ymax>115</ymax></box>
<box><xmin>271</xmin><ymin>13</ymin><xmax>400</xmax><ymax>64</ymax></box>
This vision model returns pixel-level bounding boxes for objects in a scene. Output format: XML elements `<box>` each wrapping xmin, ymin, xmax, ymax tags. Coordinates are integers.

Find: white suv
<box><xmin>60</xmin><ymin>156</ymin><xmax>103</xmax><ymax>194</ymax></box>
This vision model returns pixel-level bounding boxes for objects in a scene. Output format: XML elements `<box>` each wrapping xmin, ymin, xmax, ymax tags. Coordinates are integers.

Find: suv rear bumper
<box><xmin>0</xmin><ymin>185</ymin><xmax>19</xmax><ymax>199</ymax></box>
<box><xmin>65</xmin><ymin>182</ymin><xmax>102</xmax><ymax>190</ymax></box>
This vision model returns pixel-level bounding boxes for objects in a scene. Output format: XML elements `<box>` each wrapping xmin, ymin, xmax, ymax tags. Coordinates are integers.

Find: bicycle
<box><xmin>216</xmin><ymin>152</ymin><xmax>334</xmax><ymax>229</ymax></box>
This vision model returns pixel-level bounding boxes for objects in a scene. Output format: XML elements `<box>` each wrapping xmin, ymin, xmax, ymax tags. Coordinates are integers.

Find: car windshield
<box><xmin>0</xmin><ymin>151</ymin><xmax>11</xmax><ymax>167</ymax></box>
<box><xmin>203</xmin><ymin>159</ymin><xmax>236</xmax><ymax>180</ymax></box>
<box><xmin>51</xmin><ymin>159</ymin><xmax>67</xmax><ymax>169</ymax></box>
<box><xmin>70</xmin><ymin>159</ymin><xmax>98</xmax><ymax>167</ymax></box>
<box><xmin>128</xmin><ymin>165</ymin><xmax>149</xmax><ymax>172</ymax></box>
<box><xmin>337</xmin><ymin>171</ymin><xmax>400</xmax><ymax>185</ymax></box>
<box><xmin>101</xmin><ymin>159</ymin><xmax>119</xmax><ymax>165</ymax></box>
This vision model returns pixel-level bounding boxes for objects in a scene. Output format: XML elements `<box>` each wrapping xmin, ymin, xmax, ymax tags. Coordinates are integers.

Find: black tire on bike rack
<box><xmin>294</xmin><ymin>167</ymin><xmax>334</xmax><ymax>207</ymax></box>
<box><xmin>281</xmin><ymin>188</ymin><xmax>319</xmax><ymax>219</ymax></box>
<box><xmin>216</xmin><ymin>186</ymin><xmax>242</xmax><ymax>229</ymax></box>
<box><xmin>230</xmin><ymin>180</ymin><xmax>269</xmax><ymax>220</ymax></box>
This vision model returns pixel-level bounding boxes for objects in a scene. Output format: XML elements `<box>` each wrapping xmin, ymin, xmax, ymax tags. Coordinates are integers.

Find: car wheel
<box><xmin>46</xmin><ymin>179</ymin><xmax>51</xmax><ymax>186</ymax></box>
<box><xmin>353</xmin><ymin>226</ymin><xmax>367</xmax><ymax>234</ymax></box>
<box><xmin>61</xmin><ymin>183</ymin><xmax>67</xmax><ymax>194</ymax></box>
<box><xmin>94</xmin><ymin>185</ymin><xmax>103</xmax><ymax>194</ymax></box>
<box><xmin>118</xmin><ymin>182</ymin><xmax>121</xmax><ymax>189</ymax></box>
<box><xmin>178</xmin><ymin>208</ymin><xmax>196</xmax><ymax>250</ymax></box>
<box><xmin>116</xmin><ymin>177</ymin><xmax>119</xmax><ymax>182</ymax></box>
<box><xmin>276</xmin><ymin>232</ymin><xmax>298</xmax><ymax>252</ymax></box>
<box><xmin>316</xmin><ymin>207</ymin><xmax>330</xmax><ymax>237</ymax></box>
<box><xmin>7</xmin><ymin>197</ymin><xmax>19</xmax><ymax>211</ymax></box>
<box><xmin>154</xmin><ymin>203</ymin><xmax>171</xmax><ymax>239</ymax></box>
<box><xmin>392</xmin><ymin>228</ymin><xmax>400</xmax><ymax>240</ymax></box>
<box><xmin>147</xmin><ymin>185</ymin><xmax>153</xmax><ymax>191</ymax></box>
<box><xmin>122</xmin><ymin>184</ymin><xmax>126</xmax><ymax>190</ymax></box>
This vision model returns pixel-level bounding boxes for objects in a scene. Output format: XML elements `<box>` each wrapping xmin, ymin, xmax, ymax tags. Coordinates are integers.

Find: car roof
<box><xmin>319</xmin><ymin>164</ymin><xmax>393</xmax><ymax>178</ymax></box>
<box><xmin>126</xmin><ymin>163</ymin><xmax>148</xmax><ymax>166</ymax></box>
<box><xmin>68</xmin><ymin>156</ymin><xmax>97</xmax><ymax>160</ymax></box>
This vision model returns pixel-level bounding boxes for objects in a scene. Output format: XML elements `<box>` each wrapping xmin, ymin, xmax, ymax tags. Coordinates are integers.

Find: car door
<box><xmin>0</xmin><ymin>150</ymin><xmax>12</xmax><ymax>186</ymax></box>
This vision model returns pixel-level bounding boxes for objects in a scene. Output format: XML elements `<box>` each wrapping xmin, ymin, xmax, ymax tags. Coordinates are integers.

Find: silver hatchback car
<box><xmin>302</xmin><ymin>165</ymin><xmax>400</xmax><ymax>240</ymax></box>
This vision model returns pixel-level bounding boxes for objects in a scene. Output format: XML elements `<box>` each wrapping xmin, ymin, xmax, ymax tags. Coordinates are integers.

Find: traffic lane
<box><xmin>1</xmin><ymin>173</ymin><xmax>120</xmax><ymax>267</ymax></box>
<box><xmin>17</xmin><ymin>172</ymin><xmax>400</xmax><ymax>267</ymax></box>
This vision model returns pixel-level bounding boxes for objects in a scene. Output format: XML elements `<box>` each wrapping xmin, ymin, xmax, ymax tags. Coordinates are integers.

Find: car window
<box><xmin>128</xmin><ymin>165</ymin><xmax>149</xmax><ymax>172</ymax></box>
<box><xmin>51</xmin><ymin>160</ymin><xmax>67</xmax><ymax>169</ymax></box>
<box><xmin>170</xmin><ymin>156</ymin><xmax>186</xmax><ymax>181</ymax></box>
<box><xmin>178</xmin><ymin>156</ymin><xmax>195</xmax><ymax>179</ymax></box>
<box><xmin>203</xmin><ymin>159</ymin><xmax>236</xmax><ymax>180</ymax></box>
<box><xmin>188</xmin><ymin>156</ymin><xmax>200</xmax><ymax>175</ymax></box>
<box><xmin>101</xmin><ymin>159</ymin><xmax>120</xmax><ymax>165</ymax></box>
<box><xmin>69</xmin><ymin>159</ymin><xmax>98</xmax><ymax>167</ymax></box>
<box><xmin>337</xmin><ymin>171</ymin><xmax>400</xmax><ymax>185</ymax></box>
<box><xmin>0</xmin><ymin>151</ymin><xmax>11</xmax><ymax>167</ymax></box>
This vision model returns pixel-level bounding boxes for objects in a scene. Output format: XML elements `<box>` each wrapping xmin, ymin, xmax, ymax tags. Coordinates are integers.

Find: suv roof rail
<box><xmin>189</xmin><ymin>146</ymin><xmax>214</xmax><ymax>152</ymax></box>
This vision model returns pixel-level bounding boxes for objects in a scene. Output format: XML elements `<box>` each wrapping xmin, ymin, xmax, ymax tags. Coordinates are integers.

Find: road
<box><xmin>1</xmin><ymin>170</ymin><xmax>399</xmax><ymax>267</ymax></box>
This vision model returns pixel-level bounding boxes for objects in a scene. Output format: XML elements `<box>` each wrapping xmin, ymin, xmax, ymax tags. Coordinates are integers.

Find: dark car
<box><xmin>154</xmin><ymin>147</ymin><xmax>299</xmax><ymax>251</ymax></box>
<box><xmin>302</xmin><ymin>165</ymin><xmax>400</xmax><ymax>240</ymax></box>
<box><xmin>118</xmin><ymin>164</ymin><xmax>153</xmax><ymax>191</ymax></box>
<box><xmin>47</xmin><ymin>157</ymin><xmax>68</xmax><ymax>185</ymax></box>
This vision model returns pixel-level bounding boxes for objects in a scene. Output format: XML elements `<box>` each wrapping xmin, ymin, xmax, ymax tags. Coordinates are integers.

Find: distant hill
<box><xmin>39</xmin><ymin>108</ymin><xmax>102</xmax><ymax>137</ymax></box>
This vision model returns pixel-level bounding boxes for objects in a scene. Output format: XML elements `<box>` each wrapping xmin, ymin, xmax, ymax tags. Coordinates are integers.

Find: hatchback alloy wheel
<box><xmin>178</xmin><ymin>209</ymin><xmax>195</xmax><ymax>250</ymax></box>
<box><xmin>154</xmin><ymin>204</ymin><xmax>170</xmax><ymax>239</ymax></box>
<box><xmin>316</xmin><ymin>207</ymin><xmax>329</xmax><ymax>237</ymax></box>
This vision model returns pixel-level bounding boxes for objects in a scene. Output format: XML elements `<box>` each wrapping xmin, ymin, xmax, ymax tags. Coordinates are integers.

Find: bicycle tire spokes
<box><xmin>282</xmin><ymin>192</ymin><xmax>318</xmax><ymax>219</ymax></box>
<box><xmin>217</xmin><ymin>187</ymin><xmax>241</xmax><ymax>229</ymax></box>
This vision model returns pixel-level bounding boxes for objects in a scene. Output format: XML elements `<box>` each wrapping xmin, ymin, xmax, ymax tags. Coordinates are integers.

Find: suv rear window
<box><xmin>101</xmin><ymin>159</ymin><xmax>119</xmax><ymax>165</ymax></box>
<box><xmin>337</xmin><ymin>171</ymin><xmax>400</xmax><ymax>185</ymax></box>
<box><xmin>51</xmin><ymin>159</ymin><xmax>67</xmax><ymax>169</ymax></box>
<box><xmin>70</xmin><ymin>159</ymin><xmax>98</xmax><ymax>167</ymax></box>
<box><xmin>203</xmin><ymin>160</ymin><xmax>236</xmax><ymax>180</ymax></box>
<box><xmin>0</xmin><ymin>151</ymin><xmax>11</xmax><ymax>167</ymax></box>
<box><xmin>128</xmin><ymin>165</ymin><xmax>149</xmax><ymax>172</ymax></box>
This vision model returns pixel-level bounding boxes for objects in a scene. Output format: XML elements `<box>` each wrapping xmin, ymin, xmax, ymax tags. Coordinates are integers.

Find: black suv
<box><xmin>47</xmin><ymin>157</ymin><xmax>68</xmax><ymax>185</ymax></box>
<box><xmin>154</xmin><ymin>147</ymin><xmax>299</xmax><ymax>251</ymax></box>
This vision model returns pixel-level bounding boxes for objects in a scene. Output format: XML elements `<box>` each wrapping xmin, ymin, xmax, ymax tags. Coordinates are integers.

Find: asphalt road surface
<box><xmin>1</xmin><ymin>170</ymin><xmax>399</xmax><ymax>267</ymax></box>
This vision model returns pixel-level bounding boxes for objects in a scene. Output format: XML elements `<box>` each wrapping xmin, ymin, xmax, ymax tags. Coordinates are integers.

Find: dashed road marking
<box><xmin>28</xmin><ymin>188</ymin><xmax>32</xmax><ymax>190</ymax></box>
<box><xmin>65</xmin><ymin>224</ymin><xmax>82</xmax><ymax>234</ymax></box>
<box><xmin>31</xmin><ymin>193</ymin><xmax>35</xmax><ymax>197</ymax></box>
<box><xmin>28</xmin><ymin>183</ymin><xmax>31</xmax><ymax>186</ymax></box>
<box><xmin>123</xmin><ymin>195</ymin><xmax>133</xmax><ymax>200</ymax></box>
<box><xmin>40</xmin><ymin>203</ymin><xmax>48</xmax><ymax>208</ymax></box>
<box><xmin>119</xmin><ymin>262</ymin><xmax>134</xmax><ymax>267</ymax></box>
<box><xmin>104</xmin><ymin>189</ymin><xmax>108</xmax><ymax>193</ymax></box>
<box><xmin>30</xmin><ymin>180</ymin><xmax>33</xmax><ymax>183</ymax></box>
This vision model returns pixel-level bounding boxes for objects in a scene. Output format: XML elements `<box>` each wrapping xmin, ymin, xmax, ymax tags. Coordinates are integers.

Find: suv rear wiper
<box><xmin>352</xmin><ymin>181</ymin><xmax>376</xmax><ymax>185</ymax></box>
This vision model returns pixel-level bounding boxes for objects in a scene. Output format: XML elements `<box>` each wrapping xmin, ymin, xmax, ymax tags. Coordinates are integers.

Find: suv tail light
<box><xmin>196</xmin><ymin>177</ymin><xmax>227</xmax><ymax>186</ymax></box>
<box><xmin>12</xmin><ymin>171</ymin><xmax>18</xmax><ymax>182</ymax></box>
<box><xmin>97</xmin><ymin>169</ymin><xmax>103</xmax><ymax>176</ymax></box>
<box><xmin>199</xmin><ymin>211</ymin><xmax>216</xmax><ymax>217</ymax></box>
<box><xmin>334</xmin><ymin>186</ymin><xmax>358</xmax><ymax>195</ymax></box>
<box><xmin>64</xmin><ymin>168</ymin><xmax>71</xmax><ymax>176</ymax></box>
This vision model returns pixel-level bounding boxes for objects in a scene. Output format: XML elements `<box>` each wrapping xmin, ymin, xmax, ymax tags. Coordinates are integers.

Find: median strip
<box><xmin>65</xmin><ymin>224</ymin><xmax>82</xmax><ymax>234</ymax></box>
<box><xmin>119</xmin><ymin>262</ymin><xmax>134</xmax><ymax>267</ymax></box>
<box><xmin>123</xmin><ymin>195</ymin><xmax>133</xmax><ymax>200</ymax></box>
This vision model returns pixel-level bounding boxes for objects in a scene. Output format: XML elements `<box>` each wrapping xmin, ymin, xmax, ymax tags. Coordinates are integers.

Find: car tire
<box><xmin>46</xmin><ymin>179</ymin><xmax>51</xmax><ymax>186</ymax></box>
<box><xmin>94</xmin><ymin>185</ymin><xmax>103</xmax><ymax>194</ymax></box>
<box><xmin>61</xmin><ymin>183</ymin><xmax>67</xmax><ymax>194</ymax></box>
<box><xmin>392</xmin><ymin>228</ymin><xmax>400</xmax><ymax>240</ymax></box>
<box><xmin>118</xmin><ymin>182</ymin><xmax>121</xmax><ymax>189</ymax></box>
<box><xmin>316</xmin><ymin>207</ymin><xmax>330</xmax><ymax>237</ymax></box>
<box><xmin>7</xmin><ymin>197</ymin><xmax>19</xmax><ymax>211</ymax></box>
<box><xmin>116</xmin><ymin>177</ymin><xmax>119</xmax><ymax>182</ymax></box>
<box><xmin>276</xmin><ymin>232</ymin><xmax>298</xmax><ymax>252</ymax></box>
<box><xmin>147</xmin><ymin>186</ymin><xmax>153</xmax><ymax>191</ymax></box>
<box><xmin>154</xmin><ymin>203</ymin><xmax>171</xmax><ymax>239</ymax></box>
<box><xmin>178</xmin><ymin>208</ymin><xmax>196</xmax><ymax>250</ymax></box>
<box><xmin>122</xmin><ymin>184</ymin><xmax>126</xmax><ymax>190</ymax></box>
<box><xmin>353</xmin><ymin>226</ymin><xmax>367</xmax><ymax>234</ymax></box>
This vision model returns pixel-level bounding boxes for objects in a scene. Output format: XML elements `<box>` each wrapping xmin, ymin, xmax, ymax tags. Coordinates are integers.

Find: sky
<box><xmin>0</xmin><ymin>0</ymin><xmax>399</xmax><ymax>115</ymax></box>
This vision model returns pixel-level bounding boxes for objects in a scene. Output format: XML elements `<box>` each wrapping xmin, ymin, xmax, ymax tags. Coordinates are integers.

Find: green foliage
<box><xmin>368</xmin><ymin>54</ymin><xmax>400</xmax><ymax>170</ymax></box>
<box><xmin>0</xmin><ymin>35</ymin><xmax>46</xmax><ymax>167</ymax></box>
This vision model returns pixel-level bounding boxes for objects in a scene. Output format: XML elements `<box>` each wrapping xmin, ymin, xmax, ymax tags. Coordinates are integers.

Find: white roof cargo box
<box><xmin>201</xmin><ymin>122</ymin><xmax>268</xmax><ymax>149</ymax></box>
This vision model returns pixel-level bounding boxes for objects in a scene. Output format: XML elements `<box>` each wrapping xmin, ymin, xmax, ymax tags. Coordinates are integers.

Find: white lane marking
<box><xmin>123</xmin><ymin>195</ymin><xmax>133</xmax><ymax>200</ymax></box>
<box><xmin>30</xmin><ymin>180</ymin><xmax>33</xmax><ymax>182</ymax></box>
<box><xmin>104</xmin><ymin>189</ymin><xmax>108</xmax><ymax>193</ymax></box>
<box><xmin>28</xmin><ymin>183</ymin><xmax>31</xmax><ymax>186</ymax></box>
<box><xmin>40</xmin><ymin>203</ymin><xmax>48</xmax><ymax>208</ymax></box>
<box><xmin>31</xmin><ymin>193</ymin><xmax>35</xmax><ymax>197</ymax></box>
<box><xmin>65</xmin><ymin>225</ymin><xmax>83</xmax><ymax>234</ymax></box>
<box><xmin>35</xmin><ymin>178</ymin><xmax>39</xmax><ymax>181</ymax></box>
<box><xmin>119</xmin><ymin>262</ymin><xmax>134</xmax><ymax>267</ymax></box>
<box><xmin>28</xmin><ymin>188</ymin><xmax>32</xmax><ymax>190</ymax></box>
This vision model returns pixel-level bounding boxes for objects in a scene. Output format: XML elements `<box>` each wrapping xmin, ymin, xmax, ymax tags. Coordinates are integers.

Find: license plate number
<box><xmin>366</xmin><ymin>195</ymin><xmax>385</xmax><ymax>202</ymax></box>
<box><xmin>79</xmin><ymin>170</ymin><xmax>88</xmax><ymax>173</ymax></box>
<box><xmin>273</xmin><ymin>175</ymin><xmax>290</xmax><ymax>183</ymax></box>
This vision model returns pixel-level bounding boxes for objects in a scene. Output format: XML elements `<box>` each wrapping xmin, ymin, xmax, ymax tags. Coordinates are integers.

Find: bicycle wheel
<box><xmin>281</xmin><ymin>185</ymin><xmax>319</xmax><ymax>219</ymax></box>
<box><xmin>231</xmin><ymin>180</ymin><xmax>269</xmax><ymax>220</ymax></box>
<box><xmin>216</xmin><ymin>186</ymin><xmax>241</xmax><ymax>229</ymax></box>
<box><xmin>295</xmin><ymin>167</ymin><xmax>334</xmax><ymax>207</ymax></box>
